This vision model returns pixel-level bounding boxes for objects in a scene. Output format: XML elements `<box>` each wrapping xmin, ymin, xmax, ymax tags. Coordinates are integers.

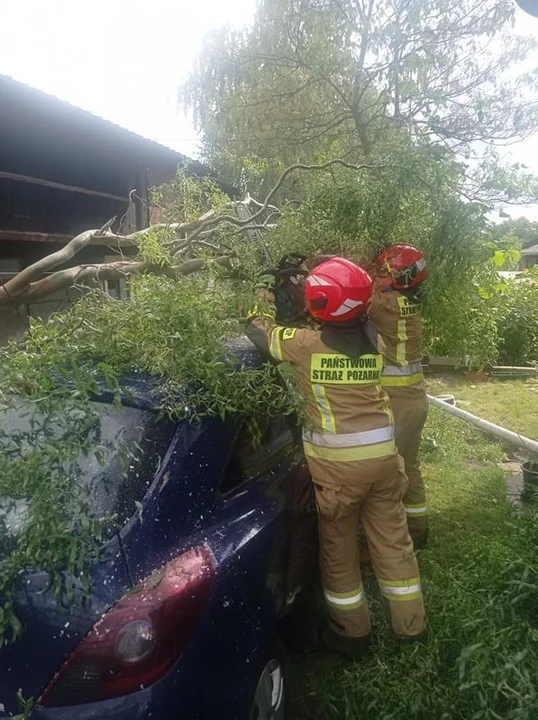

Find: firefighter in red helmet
<box><xmin>369</xmin><ymin>244</ymin><xmax>429</xmax><ymax>547</ymax></box>
<box><xmin>246</xmin><ymin>257</ymin><xmax>426</xmax><ymax>659</ymax></box>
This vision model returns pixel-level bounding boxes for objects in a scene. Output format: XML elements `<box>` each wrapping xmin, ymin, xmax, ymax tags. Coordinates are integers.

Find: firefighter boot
<box><xmin>319</xmin><ymin>623</ymin><xmax>371</xmax><ymax>661</ymax></box>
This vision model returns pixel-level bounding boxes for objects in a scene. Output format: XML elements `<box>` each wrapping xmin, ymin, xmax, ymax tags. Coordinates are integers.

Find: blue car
<box><xmin>0</xmin><ymin>338</ymin><xmax>317</xmax><ymax>720</ymax></box>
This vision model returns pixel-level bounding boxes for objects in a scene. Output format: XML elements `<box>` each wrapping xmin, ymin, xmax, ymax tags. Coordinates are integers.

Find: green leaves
<box><xmin>137</xmin><ymin>228</ymin><xmax>173</xmax><ymax>267</ymax></box>
<box><xmin>0</xmin><ymin>603</ymin><xmax>23</xmax><ymax>646</ymax></box>
<box><xmin>492</xmin><ymin>250</ymin><xmax>506</xmax><ymax>269</ymax></box>
<box><xmin>0</xmin><ymin>232</ymin><xmax>299</xmax><ymax>644</ymax></box>
<box><xmin>494</xmin><ymin>268</ymin><xmax>538</xmax><ymax>365</ymax></box>
<box><xmin>12</xmin><ymin>689</ymin><xmax>35</xmax><ymax>720</ymax></box>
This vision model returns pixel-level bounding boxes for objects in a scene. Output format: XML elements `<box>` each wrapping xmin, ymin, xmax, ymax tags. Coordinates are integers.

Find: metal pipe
<box><xmin>427</xmin><ymin>394</ymin><xmax>538</xmax><ymax>460</ymax></box>
<box><xmin>492</xmin><ymin>366</ymin><xmax>537</xmax><ymax>372</ymax></box>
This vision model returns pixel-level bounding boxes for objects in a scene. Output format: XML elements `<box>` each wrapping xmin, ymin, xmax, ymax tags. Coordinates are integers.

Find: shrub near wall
<box><xmin>495</xmin><ymin>268</ymin><xmax>538</xmax><ymax>365</ymax></box>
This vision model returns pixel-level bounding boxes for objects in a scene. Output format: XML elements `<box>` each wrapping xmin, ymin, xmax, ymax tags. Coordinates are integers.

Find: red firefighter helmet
<box><xmin>376</xmin><ymin>244</ymin><xmax>427</xmax><ymax>290</ymax></box>
<box><xmin>304</xmin><ymin>257</ymin><xmax>372</xmax><ymax>323</ymax></box>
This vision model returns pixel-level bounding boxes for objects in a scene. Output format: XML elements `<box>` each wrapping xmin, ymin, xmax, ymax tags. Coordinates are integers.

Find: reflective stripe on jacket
<box><xmin>369</xmin><ymin>290</ymin><xmax>423</xmax><ymax>387</ymax></box>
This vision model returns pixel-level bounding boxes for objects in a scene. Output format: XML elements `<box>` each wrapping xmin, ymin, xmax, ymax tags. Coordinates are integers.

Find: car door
<box><xmin>213</xmin><ymin>414</ymin><xmax>312</xmax><ymax>614</ymax></box>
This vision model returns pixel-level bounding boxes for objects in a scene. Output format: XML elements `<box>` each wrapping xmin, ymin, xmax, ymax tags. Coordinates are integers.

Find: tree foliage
<box><xmin>184</xmin><ymin>0</ymin><xmax>538</xmax><ymax>204</ymax></box>
<box><xmin>489</xmin><ymin>215</ymin><xmax>538</xmax><ymax>249</ymax></box>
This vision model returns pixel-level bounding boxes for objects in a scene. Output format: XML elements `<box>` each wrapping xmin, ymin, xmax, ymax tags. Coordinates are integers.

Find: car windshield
<box><xmin>0</xmin><ymin>399</ymin><xmax>175</xmax><ymax>543</ymax></box>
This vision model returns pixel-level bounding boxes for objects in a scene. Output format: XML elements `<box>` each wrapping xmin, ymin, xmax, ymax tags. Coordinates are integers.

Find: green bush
<box><xmin>494</xmin><ymin>269</ymin><xmax>538</xmax><ymax>366</ymax></box>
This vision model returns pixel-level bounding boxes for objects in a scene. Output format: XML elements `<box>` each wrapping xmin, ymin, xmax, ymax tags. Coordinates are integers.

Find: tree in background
<box><xmin>490</xmin><ymin>216</ymin><xmax>538</xmax><ymax>249</ymax></box>
<box><xmin>183</xmin><ymin>0</ymin><xmax>538</xmax><ymax>204</ymax></box>
<box><xmin>182</xmin><ymin>0</ymin><xmax>538</xmax><ymax>365</ymax></box>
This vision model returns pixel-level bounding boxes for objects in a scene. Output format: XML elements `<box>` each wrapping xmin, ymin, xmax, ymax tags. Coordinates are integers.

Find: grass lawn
<box><xmin>427</xmin><ymin>375</ymin><xmax>538</xmax><ymax>440</ymax></box>
<box><xmin>289</xmin><ymin>404</ymin><xmax>538</xmax><ymax>720</ymax></box>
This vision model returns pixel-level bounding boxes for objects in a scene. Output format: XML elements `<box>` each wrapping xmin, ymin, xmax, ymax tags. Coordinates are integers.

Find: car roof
<box><xmin>90</xmin><ymin>335</ymin><xmax>264</xmax><ymax>411</ymax></box>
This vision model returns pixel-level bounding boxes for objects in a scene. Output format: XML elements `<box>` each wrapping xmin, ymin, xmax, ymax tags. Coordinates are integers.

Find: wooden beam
<box><xmin>0</xmin><ymin>230</ymin><xmax>72</xmax><ymax>244</ymax></box>
<box><xmin>0</xmin><ymin>229</ymin><xmax>135</xmax><ymax>247</ymax></box>
<box><xmin>0</xmin><ymin>170</ymin><xmax>129</xmax><ymax>203</ymax></box>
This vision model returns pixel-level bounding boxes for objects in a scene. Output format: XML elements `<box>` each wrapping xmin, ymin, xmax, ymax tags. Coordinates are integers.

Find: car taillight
<box><xmin>39</xmin><ymin>546</ymin><xmax>214</xmax><ymax>708</ymax></box>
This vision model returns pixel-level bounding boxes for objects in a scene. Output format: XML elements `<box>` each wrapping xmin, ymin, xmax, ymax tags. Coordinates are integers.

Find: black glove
<box><xmin>279</xmin><ymin>256</ymin><xmax>308</xmax><ymax>323</ymax></box>
<box><xmin>256</xmin><ymin>254</ymin><xmax>308</xmax><ymax>324</ymax></box>
<box><xmin>259</xmin><ymin>254</ymin><xmax>308</xmax><ymax>284</ymax></box>
<box><xmin>255</xmin><ymin>272</ymin><xmax>278</xmax><ymax>291</ymax></box>
<box><xmin>277</xmin><ymin>253</ymin><xmax>308</xmax><ymax>271</ymax></box>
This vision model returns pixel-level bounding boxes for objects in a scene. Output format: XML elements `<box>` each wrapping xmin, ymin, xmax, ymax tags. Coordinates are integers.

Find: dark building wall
<box><xmin>0</xmin><ymin>74</ymin><xmax>196</xmax><ymax>245</ymax></box>
<box><xmin>0</xmin><ymin>76</ymin><xmax>234</xmax><ymax>343</ymax></box>
<box><xmin>0</xmin><ymin>180</ymin><xmax>126</xmax><ymax>236</ymax></box>
<box><xmin>521</xmin><ymin>254</ymin><xmax>538</xmax><ymax>269</ymax></box>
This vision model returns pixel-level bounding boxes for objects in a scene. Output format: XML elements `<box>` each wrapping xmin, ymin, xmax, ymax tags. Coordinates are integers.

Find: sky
<box><xmin>1</xmin><ymin>0</ymin><xmax>538</xmax><ymax>219</ymax></box>
<box><xmin>0</xmin><ymin>0</ymin><xmax>255</xmax><ymax>158</ymax></box>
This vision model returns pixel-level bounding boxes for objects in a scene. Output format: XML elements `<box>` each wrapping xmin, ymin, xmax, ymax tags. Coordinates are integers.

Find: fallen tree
<box><xmin>0</xmin><ymin>151</ymin><xmax>532</xmax><ymax>648</ymax></box>
<box><xmin>0</xmin><ymin>159</ymin><xmax>382</xmax><ymax>647</ymax></box>
<box><xmin>0</xmin><ymin>159</ymin><xmax>374</xmax><ymax>309</ymax></box>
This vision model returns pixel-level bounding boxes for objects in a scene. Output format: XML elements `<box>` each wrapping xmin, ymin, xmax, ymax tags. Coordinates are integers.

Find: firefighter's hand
<box><xmin>277</xmin><ymin>253</ymin><xmax>308</xmax><ymax>271</ymax></box>
<box><xmin>247</xmin><ymin>284</ymin><xmax>276</xmax><ymax>322</ymax></box>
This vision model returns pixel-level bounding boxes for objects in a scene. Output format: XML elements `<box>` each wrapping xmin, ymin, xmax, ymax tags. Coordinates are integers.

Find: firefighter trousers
<box><xmin>386</xmin><ymin>385</ymin><xmax>429</xmax><ymax>540</ymax></box>
<box><xmin>313</xmin><ymin>461</ymin><xmax>426</xmax><ymax>640</ymax></box>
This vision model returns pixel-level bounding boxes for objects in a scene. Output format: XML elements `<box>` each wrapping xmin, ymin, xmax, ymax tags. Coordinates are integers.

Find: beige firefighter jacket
<box><xmin>246</xmin><ymin>294</ymin><xmax>397</xmax><ymax>485</ymax></box>
<box><xmin>368</xmin><ymin>289</ymin><xmax>424</xmax><ymax>388</ymax></box>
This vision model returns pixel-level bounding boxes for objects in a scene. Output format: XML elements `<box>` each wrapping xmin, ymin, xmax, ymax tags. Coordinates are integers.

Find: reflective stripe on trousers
<box><xmin>379</xmin><ymin>577</ymin><xmax>423</xmax><ymax>602</ymax></box>
<box><xmin>405</xmin><ymin>503</ymin><xmax>428</xmax><ymax>517</ymax></box>
<box><xmin>324</xmin><ymin>586</ymin><xmax>366</xmax><ymax>611</ymax></box>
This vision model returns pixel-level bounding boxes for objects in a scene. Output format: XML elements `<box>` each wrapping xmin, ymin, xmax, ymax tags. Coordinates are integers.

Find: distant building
<box><xmin>520</xmin><ymin>244</ymin><xmax>538</xmax><ymax>270</ymax></box>
<box><xmin>0</xmin><ymin>74</ymin><xmax>226</xmax><ymax>341</ymax></box>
